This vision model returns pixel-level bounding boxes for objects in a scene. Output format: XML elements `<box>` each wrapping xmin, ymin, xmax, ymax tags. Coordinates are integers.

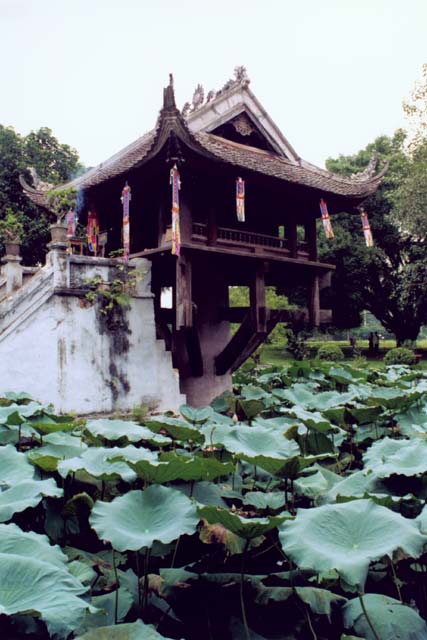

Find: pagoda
<box><xmin>21</xmin><ymin>68</ymin><xmax>385</xmax><ymax>407</ymax></box>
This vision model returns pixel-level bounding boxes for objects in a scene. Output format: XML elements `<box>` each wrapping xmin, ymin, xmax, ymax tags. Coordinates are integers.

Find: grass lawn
<box><xmin>260</xmin><ymin>344</ymin><xmax>427</xmax><ymax>370</ymax></box>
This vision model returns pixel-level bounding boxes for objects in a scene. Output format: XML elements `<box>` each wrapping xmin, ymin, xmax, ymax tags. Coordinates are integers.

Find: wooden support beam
<box><xmin>287</xmin><ymin>221</ymin><xmax>298</xmax><ymax>258</ymax></box>
<box><xmin>207</xmin><ymin>205</ymin><xmax>218</xmax><ymax>246</ymax></box>
<box><xmin>250</xmin><ymin>262</ymin><xmax>267</xmax><ymax>332</ymax></box>
<box><xmin>308</xmin><ymin>273</ymin><xmax>320</xmax><ymax>327</ymax></box>
<box><xmin>304</xmin><ymin>218</ymin><xmax>318</xmax><ymax>262</ymax></box>
<box><xmin>175</xmin><ymin>252</ymin><xmax>193</xmax><ymax>329</ymax></box>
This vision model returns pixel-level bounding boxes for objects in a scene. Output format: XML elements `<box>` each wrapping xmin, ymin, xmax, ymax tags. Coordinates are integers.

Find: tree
<box><xmin>0</xmin><ymin>125</ymin><xmax>83</xmax><ymax>265</ymax></box>
<box><xmin>320</xmin><ymin>131</ymin><xmax>427</xmax><ymax>345</ymax></box>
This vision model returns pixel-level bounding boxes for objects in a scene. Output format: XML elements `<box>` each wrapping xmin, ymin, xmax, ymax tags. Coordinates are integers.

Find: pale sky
<box><xmin>1</xmin><ymin>0</ymin><xmax>426</xmax><ymax>170</ymax></box>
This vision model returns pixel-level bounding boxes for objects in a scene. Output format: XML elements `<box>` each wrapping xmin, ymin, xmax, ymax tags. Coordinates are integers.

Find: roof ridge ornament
<box><xmin>163</xmin><ymin>74</ymin><xmax>176</xmax><ymax>110</ymax></box>
<box><xmin>350</xmin><ymin>153</ymin><xmax>379</xmax><ymax>181</ymax></box>
<box><xmin>182</xmin><ymin>66</ymin><xmax>250</xmax><ymax>117</ymax></box>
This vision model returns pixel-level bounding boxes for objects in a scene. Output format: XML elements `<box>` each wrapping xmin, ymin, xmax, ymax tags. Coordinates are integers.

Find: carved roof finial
<box><xmin>163</xmin><ymin>74</ymin><xmax>176</xmax><ymax>110</ymax></box>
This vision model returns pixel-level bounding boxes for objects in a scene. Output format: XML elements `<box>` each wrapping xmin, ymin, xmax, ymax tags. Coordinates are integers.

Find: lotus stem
<box><xmin>303</xmin><ymin>602</ymin><xmax>317</xmax><ymax>640</ymax></box>
<box><xmin>112</xmin><ymin>548</ymin><xmax>119</xmax><ymax>625</ymax></box>
<box><xmin>239</xmin><ymin>540</ymin><xmax>251</xmax><ymax>640</ymax></box>
<box><xmin>135</xmin><ymin>551</ymin><xmax>142</xmax><ymax>613</ymax></box>
<box><xmin>143</xmin><ymin>547</ymin><xmax>151</xmax><ymax>612</ymax></box>
<box><xmin>358</xmin><ymin>592</ymin><xmax>380</xmax><ymax>640</ymax></box>
<box><xmin>389</xmin><ymin>557</ymin><xmax>402</xmax><ymax>602</ymax></box>
<box><xmin>171</xmin><ymin>536</ymin><xmax>180</xmax><ymax>568</ymax></box>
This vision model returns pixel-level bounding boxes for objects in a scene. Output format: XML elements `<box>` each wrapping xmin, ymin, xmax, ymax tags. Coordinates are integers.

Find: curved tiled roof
<box><xmin>21</xmin><ymin>78</ymin><xmax>386</xmax><ymax>208</ymax></box>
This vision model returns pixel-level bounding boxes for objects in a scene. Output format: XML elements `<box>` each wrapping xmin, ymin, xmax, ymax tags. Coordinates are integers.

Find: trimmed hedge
<box><xmin>384</xmin><ymin>347</ymin><xmax>416</xmax><ymax>366</ymax></box>
<box><xmin>316</xmin><ymin>343</ymin><xmax>344</xmax><ymax>361</ymax></box>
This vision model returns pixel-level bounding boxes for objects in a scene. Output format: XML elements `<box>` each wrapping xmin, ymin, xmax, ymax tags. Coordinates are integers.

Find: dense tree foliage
<box><xmin>320</xmin><ymin>131</ymin><xmax>427</xmax><ymax>345</ymax></box>
<box><xmin>0</xmin><ymin>125</ymin><xmax>82</xmax><ymax>264</ymax></box>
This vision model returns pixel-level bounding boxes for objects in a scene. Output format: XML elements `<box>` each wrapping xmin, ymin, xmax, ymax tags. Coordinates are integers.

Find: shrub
<box><xmin>384</xmin><ymin>347</ymin><xmax>416</xmax><ymax>366</ymax></box>
<box><xmin>317</xmin><ymin>343</ymin><xmax>344</xmax><ymax>361</ymax></box>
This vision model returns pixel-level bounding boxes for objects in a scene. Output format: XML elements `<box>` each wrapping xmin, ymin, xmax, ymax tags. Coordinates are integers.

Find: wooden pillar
<box><xmin>207</xmin><ymin>205</ymin><xmax>217</xmax><ymax>246</ymax></box>
<box><xmin>250</xmin><ymin>262</ymin><xmax>267</xmax><ymax>332</ymax></box>
<box><xmin>305</xmin><ymin>217</ymin><xmax>318</xmax><ymax>261</ymax></box>
<box><xmin>175</xmin><ymin>252</ymin><xmax>193</xmax><ymax>329</ymax></box>
<box><xmin>287</xmin><ymin>221</ymin><xmax>297</xmax><ymax>258</ymax></box>
<box><xmin>308</xmin><ymin>273</ymin><xmax>320</xmax><ymax>327</ymax></box>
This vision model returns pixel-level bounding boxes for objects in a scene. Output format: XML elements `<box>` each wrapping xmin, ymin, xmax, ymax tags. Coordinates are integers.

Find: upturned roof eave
<box><xmin>21</xmin><ymin>76</ymin><xmax>387</xmax><ymax>205</ymax></box>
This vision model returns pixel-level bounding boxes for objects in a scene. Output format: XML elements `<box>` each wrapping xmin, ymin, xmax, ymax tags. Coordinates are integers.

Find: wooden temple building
<box><xmin>21</xmin><ymin>68</ymin><xmax>385</xmax><ymax>407</ymax></box>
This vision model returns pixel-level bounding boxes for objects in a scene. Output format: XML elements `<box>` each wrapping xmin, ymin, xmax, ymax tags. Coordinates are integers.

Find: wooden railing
<box><xmin>192</xmin><ymin>223</ymin><xmax>309</xmax><ymax>255</ymax></box>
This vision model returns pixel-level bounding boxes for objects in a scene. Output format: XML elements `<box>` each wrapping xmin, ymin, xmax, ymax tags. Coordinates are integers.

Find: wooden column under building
<box><xmin>308</xmin><ymin>273</ymin><xmax>320</xmax><ymax>327</ymax></box>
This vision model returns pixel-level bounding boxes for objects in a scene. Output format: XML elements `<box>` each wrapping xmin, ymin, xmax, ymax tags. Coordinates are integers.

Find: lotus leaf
<box><xmin>57</xmin><ymin>446</ymin><xmax>156</xmax><ymax>482</ymax></box>
<box><xmin>0</xmin><ymin>553</ymin><xmax>95</xmax><ymax>638</ymax></box>
<box><xmin>283</xmin><ymin>406</ymin><xmax>333</xmax><ymax>433</ymax></box>
<box><xmin>26</xmin><ymin>414</ymin><xmax>76</xmax><ymax>435</ymax></box>
<box><xmin>84</xmin><ymin>418</ymin><xmax>170</xmax><ymax>445</ymax></box>
<box><xmin>79</xmin><ymin>587</ymin><xmax>133</xmax><ymax>630</ymax></box>
<box><xmin>27</xmin><ymin>433</ymin><xmax>88</xmax><ymax>471</ymax></box>
<box><xmin>179</xmin><ymin>404</ymin><xmax>214</xmax><ymax>424</ymax></box>
<box><xmin>363</xmin><ymin>437</ymin><xmax>427</xmax><ymax>477</ymax></box>
<box><xmin>343</xmin><ymin>593</ymin><xmax>427</xmax><ymax>640</ymax></box>
<box><xmin>0</xmin><ymin>478</ymin><xmax>62</xmax><ymax>522</ymax></box>
<box><xmin>0</xmin><ymin>444</ymin><xmax>34</xmax><ymax>485</ymax></box>
<box><xmin>144</xmin><ymin>415</ymin><xmax>204</xmax><ymax>443</ymax></box>
<box><xmin>243</xmin><ymin>491</ymin><xmax>286</xmax><ymax>511</ymax></box>
<box><xmin>125</xmin><ymin>452</ymin><xmax>234</xmax><ymax>483</ymax></box>
<box><xmin>321</xmin><ymin>470</ymin><xmax>390</xmax><ymax>504</ymax></box>
<box><xmin>295</xmin><ymin>586</ymin><xmax>347</xmax><ymax>615</ymax></box>
<box><xmin>197</xmin><ymin>505</ymin><xmax>291</xmax><ymax>539</ymax></box>
<box><xmin>279</xmin><ymin>499</ymin><xmax>425</xmax><ymax>590</ymax></box>
<box><xmin>175</xmin><ymin>480</ymin><xmax>228</xmax><ymax>506</ymax></box>
<box><xmin>90</xmin><ymin>485</ymin><xmax>199</xmax><ymax>551</ymax></box>
<box><xmin>0</xmin><ymin>523</ymin><xmax>67</xmax><ymax>568</ymax></box>
<box><xmin>366</xmin><ymin>387</ymin><xmax>420</xmax><ymax>410</ymax></box>
<box><xmin>75</xmin><ymin>620</ymin><xmax>175</xmax><ymax>639</ymax></box>
<box><xmin>204</xmin><ymin>424</ymin><xmax>300</xmax><ymax>473</ymax></box>
<box><xmin>395</xmin><ymin>404</ymin><xmax>427</xmax><ymax>438</ymax></box>
<box><xmin>68</xmin><ymin>560</ymin><xmax>97</xmax><ymax>585</ymax></box>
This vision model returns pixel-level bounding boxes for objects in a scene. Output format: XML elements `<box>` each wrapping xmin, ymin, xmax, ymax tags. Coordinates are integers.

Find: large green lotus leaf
<box><xmin>328</xmin><ymin>367</ymin><xmax>365</xmax><ymax>385</ymax></box>
<box><xmin>366</xmin><ymin>387</ymin><xmax>421</xmax><ymax>411</ymax></box>
<box><xmin>294</xmin><ymin>466</ymin><xmax>342</xmax><ymax>500</ymax></box>
<box><xmin>0</xmin><ymin>405</ymin><xmax>22</xmax><ymax>425</ymax></box>
<box><xmin>363</xmin><ymin>437</ymin><xmax>427</xmax><ymax>477</ymax></box>
<box><xmin>282</xmin><ymin>407</ymin><xmax>333</xmax><ymax>433</ymax></box>
<box><xmin>252</xmin><ymin>416</ymin><xmax>301</xmax><ymax>430</ymax></box>
<box><xmin>27</xmin><ymin>433</ymin><xmax>88</xmax><ymax>471</ymax></box>
<box><xmin>415</xmin><ymin>505</ymin><xmax>427</xmax><ymax>534</ymax></box>
<box><xmin>174</xmin><ymin>481</ymin><xmax>228</xmax><ymax>507</ymax></box>
<box><xmin>0</xmin><ymin>478</ymin><xmax>62</xmax><ymax>522</ymax></box>
<box><xmin>205</xmin><ymin>424</ymin><xmax>300</xmax><ymax>471</ymax></box>
<box><xmin>90</xmin><ymin>485</ymin><xmax>199</xmax><ymax>551</ymax></box>
<box><xmin>240</xmin><ymin>385</ymin><xmax>272</xmax><ymax>401</ymax></box>
<box><xmin>0</xmin><ymin>553</ymin><xmax>95</xmax><ymax>638</ymax></box>
<box><xmin>395</xmin><ymin>405</ymin><xmax>427</xmax><ymax>438</ymax></box>
<box><xmin>179</xmin><ymin>404</ymin><xmax>214</xmax><ymax>424</ymax></box>
<box><xmin>0</xmin><ymin>523</ymin><xmax>67</xmax><ymax>568</ymax></box>
<box><xmin>272</xmin><ymin>384</ymin><xmax>316</xmax><ymax>407</ymax></box>
<box><xmin>57</xmin><ymin>446</ymin><xmax>155</xmax><ymax>482</ymax></box>
<box><xmin>295</xmin><ymin>586</ymin><xmax>347</xmax><ymax>616</ymax></box>
<box><xmin>197</xmin><ymin>505</ymin><xmax>291</xmax><ymax>539</ymax></box>
<box><xmin>144</xmin><ymin>416</ymin><xmax>204</xmax><ymax>444</ymax></box>
<box><xmin>75</xmin><ymin>620</ymin><xmax>175</xmax><ymax>639</ymax></box>
<box><xmin>3</xmin><ymin>391</ymin><xmax>33</xmax><ymax>403</ymax></box>
<box><xmin>321</xmin><ymin>470</ymin><xmax>390</xmax><ymax>504</ymax></box>
<box><xmin>68</xmin><ymin>560</ymin><xmax>97</xmax><ymax>585</ymax></box>
<box><xmin>243</xmin><ymin>491</ymin><xmax>286</xmax><ymax>511</ymax></box>
<box><xmin>84</xmin><ymin>419</ymin><xmax>170</xmax><ymax>445</ymax></box>
<box><xmin>279</xmin><ymin>499</ymin><xmax>425</xmax><ymax>590</ymax></box>
<box><xmin>26</xmin><ymin>414</ymin><xmax>76</xmax><ymax>435</ymax></box>
<box><xmin>237</xmin><ymin>397</ymin><xmax>267</xmax><ymax>419</ymax></box>
<box><xmin>343</xmin><ymin>593</ymin><xmax>427</xmax><ymax>640</ymax></box>
<box><xmin>0</xmin><ymin>445</ymin><xmax>34</xmax><ymax>485</ymax></box>
<box><xmin>125</xmin><ymin>452</ymin><xmax>233</xmax><ymax>484</ymax></box>
<box><xmin>345</xmin><ymin>405</ymin><xmax>383</xmax><ymax>425</ymax></box>
<box><xmin>79</xmin><ymin>587</ymin><xmax>133</xmax><ymax>631</ymax></box>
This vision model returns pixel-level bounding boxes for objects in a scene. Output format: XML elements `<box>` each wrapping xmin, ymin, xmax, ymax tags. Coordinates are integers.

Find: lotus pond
<box><xmin>2</xmin><ymin>362</ymin><xmax>427</xmax><ymax>639</ymax></box>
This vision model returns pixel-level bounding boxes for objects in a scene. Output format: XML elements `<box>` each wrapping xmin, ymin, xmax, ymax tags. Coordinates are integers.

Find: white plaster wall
<box><xmin>0</xmin><ymin>254</ymin><xmax>185</xmax><ymax>414</ymax></box>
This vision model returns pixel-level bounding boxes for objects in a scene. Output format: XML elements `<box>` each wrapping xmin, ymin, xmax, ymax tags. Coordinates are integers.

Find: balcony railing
<box><xmin>191</xmin><ymin>223</ymin><xmax>309</xmax><ymax>256</ymax></box>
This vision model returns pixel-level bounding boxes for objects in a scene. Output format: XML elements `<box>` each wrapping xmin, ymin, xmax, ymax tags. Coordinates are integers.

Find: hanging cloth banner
<box><xmin>236</xmin><ymin>177</ymin><xmax>245</xmax><ymax>222</ymax></box>
<box><xmin>360</xmin><ymin>207</ymin><xmax>374</xmax><ymax>247</ymax></box>
<box><xmin>121</xmin><ymin>182</ymin><xmax>131</xmax><ymax>261</ymax></box>
<box><xmin>319</xmin><ymin>199</ymin><xmax>334</xmax><ymax>239</ymax></box>
<box><xmin>170</xmin><ymin>164</ymin><xmax>181</xmax><ymax>256</ymax></box>
<box><xmin>87</xmin><ymin>209</ymin><xmax>99</xmax><ymax>255</ymax></box>
<box><xmin>66</xmin><ymin>209</ymin><xmax>77</xmax><ymax>238</ymax></box>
